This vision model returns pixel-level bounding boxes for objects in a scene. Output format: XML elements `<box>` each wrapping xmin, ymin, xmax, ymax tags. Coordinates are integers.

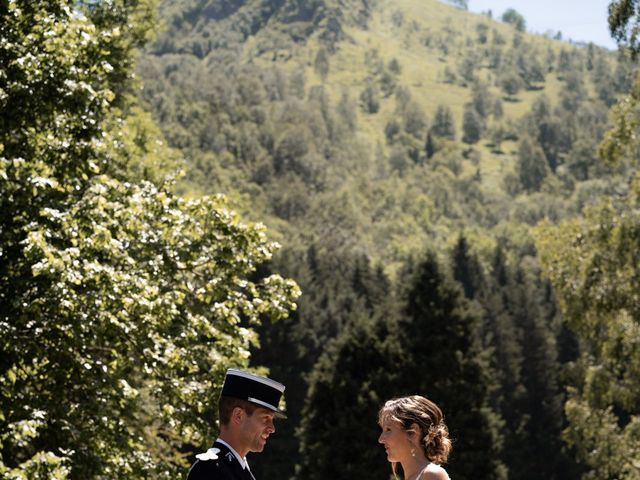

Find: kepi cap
<box><xmin>221</xmin><ymin>368</ymin><xmax>287</xmax><ymax>419</ymax></box>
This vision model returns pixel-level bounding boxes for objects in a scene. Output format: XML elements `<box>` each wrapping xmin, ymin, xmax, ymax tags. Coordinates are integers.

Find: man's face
<box><xmin>241</xmin><ymin>407</ymin><xmax>276</xmax><ymax>453</ymax></box>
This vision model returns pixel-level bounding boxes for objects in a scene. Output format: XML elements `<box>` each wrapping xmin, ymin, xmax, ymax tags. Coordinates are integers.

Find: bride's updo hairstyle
<box><xmin>378</xmin><ymin>395</ymin><xmax>452</xmax><ymax>465</ymax></box>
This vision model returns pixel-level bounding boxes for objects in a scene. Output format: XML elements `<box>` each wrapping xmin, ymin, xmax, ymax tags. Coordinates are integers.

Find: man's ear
<box><xmin>231</xmin><ymin>407</ymin><xmax>245</xmax><ymax>424</ymax></box>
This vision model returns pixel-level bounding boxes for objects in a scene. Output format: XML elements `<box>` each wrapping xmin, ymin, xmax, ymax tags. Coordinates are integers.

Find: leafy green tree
<box><xmin>385</xmin><ymin>119</ymin><xmax>402</xmax><ymax>143</ymax></box>
<box><xmin>431</xmin><ymin>105</ymin><xmax>456</xmax><ymax>140</ymax></box>
<box><xmin>0</xmin><ymin>1</ymin><xmax>299</xmax><ymax>478</ymax></box>
<box><xmin>446</xmin><ymin>0</ymin><xmax>469</xmax><ymax>10</ymax></box>
<box><xmin>516</xmin><ymin>136</ymin><xmax>548</xmax><ymax>192</ymax></box>
<box><xmin>501</xmin><ymin>8</ymin><xmax>526</xmax><ymax>32</ymax></box>
<box><xmin>389</xmin><ymin>144</ymin><xmax>412</xmax><ymax>174</ymax></box>
<box><xmin>314</xmin><ymin>47</ymin><xmax>330</xmax><ymax>81</ymax></box>
<box><xmin>522</xmin><ymin>95</ymin><xmax>564</xmax><ymax>170</ymax></box>
<box><xmin>360</xmin><ymin>83</ymin><xmax>380</xmax><ymax>114</ymax></box>
<box><xmin>516</xmin><ymin>46</ymin><xmax>545</xmax><ymax>87</ymax></box>
<box><xmin>499</xmin><ymin>71</ymin><xmax>525</xmax><ymax>98</ymax></box>
<box><xmin>609</xmin><ymin>0</ymin><xmax>640</xmax><ymax>57</ymax></box>
<box><xmin>535</xmin><ymin>180</ymin><xmax>640</xmax><ymax>479</ymax></box>
<box><xmin>565</xmin><ymin>137</ymin><xmax>599</xmax><ymax>181</ymax></box>
<box><xmin>534</xmin><ymin>13</ymin><xmax>640</xmax><ymax>472</ymax></box>
<box><xmin>560</xmin><ymin>72</ymin><xmax>587</xmax><ymax>112</ymax></box>
<box><xmin>462</xmin><ymin>103</ymin><xmax>485</xmax><ymax>144</ymax></box>
<box><xmin>388</xmin><ymin>57</ymin><xmax>402</xmax><ymax>75</ymax></box>
<box><xmin>476</xmin><ymin>23</ymin><xmax>489</xmax><ymax>44</ymax></box>
<box><xmin>471</xmin><ymin>81</ymin><xmax>493</xmax><ymax>119</ymax></box>
<box><xmin>592</xmin><ymin>56</ymin><xmax>618</xmax><ymax>106</ymax></box>
<box><xmin>403</xmin><ymin>103</ymin><xmax>428</xmax><ymax>139</ymax></box>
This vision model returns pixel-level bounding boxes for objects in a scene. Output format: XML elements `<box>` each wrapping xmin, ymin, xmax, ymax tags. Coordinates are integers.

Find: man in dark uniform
<box><xmin>187</xmin><ymin>368</ymin><xmax>286</xmax><ymax>480</ymax></box>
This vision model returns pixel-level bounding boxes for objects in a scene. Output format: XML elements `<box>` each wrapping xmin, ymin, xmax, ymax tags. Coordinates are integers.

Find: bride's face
<box><xmin>378</xmin><ymin>418</ymin><xmax>412</xmax><ymax>463</ymax></box>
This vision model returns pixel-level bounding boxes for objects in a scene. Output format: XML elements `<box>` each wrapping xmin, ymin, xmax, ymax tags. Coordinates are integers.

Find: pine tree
<box><xmin>397</xmin><ymin>252</ymin><xmax>506</xmax><ymax>480</ymax></box>
<box><xmin>425</xmin><ymin>131</ymin><xmax>437</xmax><ymax>159</ymax></box>
<box><xmin>252</xmin><ymin>246</ymin><xmax>393</xmax><ymax>480</ymax></box>
<box><xmin>500</xmin><ymin>258</ymin><xmax>579</xmax><ymax>480</ymax></box>
<box><xmin>297</xmin><ymin>309</ymin><xmax>402</xmax><ymax>480</ymax></box>
<box><xmin>314</xmin><ymin>47</ymin><xmax>330</xmax><ymax>81</ymax></box>
<box><xmin>451</xmin><ymin>234</ymin><xmax>483</xmax><ymax>299</ymax></box>
<box><xmin>462</xmin><ymin>103</ymin><xmax>485</xmax><ymax>144</ymax></box>
<box><xmin>431</xmin><ymin>105</ymin><xmax>456</xmax><ymax>140</ymax></box>
<box><xmin>465</xmin><ymin>245</ymin><xmax>580</xmax><ymax>480</ymax></box>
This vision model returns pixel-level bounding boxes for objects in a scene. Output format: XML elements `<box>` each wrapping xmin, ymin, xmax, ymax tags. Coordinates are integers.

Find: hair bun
<box><xmin>423</xmin><ymin>422</ymin><xmax>452</xmax><ymax>464</ymax></box>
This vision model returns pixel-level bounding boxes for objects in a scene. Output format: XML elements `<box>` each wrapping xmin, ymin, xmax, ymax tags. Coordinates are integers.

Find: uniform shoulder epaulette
<box><xmin>195</xmin><ymin>447</ymin><xmax>220</xmax><ymax>461</ymax></box>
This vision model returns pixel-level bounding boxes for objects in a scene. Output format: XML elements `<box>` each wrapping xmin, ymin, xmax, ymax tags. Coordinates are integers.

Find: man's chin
<box><xmin>251</xmin><ymin>442</ymin><xmax>266</xmax><ymax>453</ymax></box>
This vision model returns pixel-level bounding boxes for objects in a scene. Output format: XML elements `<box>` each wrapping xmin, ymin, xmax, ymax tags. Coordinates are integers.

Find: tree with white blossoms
<box><xmin>0</xmin><ymin>1</ymin><xmax>299</xmax><ymax>478</ymax></box>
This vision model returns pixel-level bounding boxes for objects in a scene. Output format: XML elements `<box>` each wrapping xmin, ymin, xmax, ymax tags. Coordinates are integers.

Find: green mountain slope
<box><xmin>139</xmin><ymin>0</ymin><xmax>629</xmax><ymax>268</ymax></box>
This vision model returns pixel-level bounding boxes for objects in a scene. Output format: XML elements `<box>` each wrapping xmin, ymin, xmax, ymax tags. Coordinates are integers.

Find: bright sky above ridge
<box><xmin>467</xmin><ymin>0</ymin><xmax>616</xmax><ymax>49</ymax></box>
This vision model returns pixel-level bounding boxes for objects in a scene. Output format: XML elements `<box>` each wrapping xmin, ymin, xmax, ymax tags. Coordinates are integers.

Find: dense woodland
<box><xmin>1</xmin><ymin>0</ymin><xmax>639</xmax><ymax>479</ymax></box>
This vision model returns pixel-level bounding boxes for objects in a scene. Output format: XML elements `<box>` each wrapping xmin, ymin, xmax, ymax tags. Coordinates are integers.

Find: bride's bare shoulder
<box><xmin>422</xmin><ymin>464</ymin><xmax>450</xmax><ymax>480</ymax></box>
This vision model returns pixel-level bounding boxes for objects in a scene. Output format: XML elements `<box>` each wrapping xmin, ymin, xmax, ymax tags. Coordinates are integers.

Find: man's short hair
<box><xmin>218</xmin><ymin>396</ymin><xmax>258</xmax><ymax>426</ymax></box>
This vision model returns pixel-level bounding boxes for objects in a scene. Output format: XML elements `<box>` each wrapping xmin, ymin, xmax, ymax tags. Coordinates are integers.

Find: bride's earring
<box><xmin>411</xmin><ymin>447</ymin><xmax>416</xmax><ymax>457</ymax></box>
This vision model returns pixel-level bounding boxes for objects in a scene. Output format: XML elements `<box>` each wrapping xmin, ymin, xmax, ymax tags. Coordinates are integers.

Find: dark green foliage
<box><xmin>560</xmin><ymin>72</ymin><xmax>586</xmax><ymax>111</ymax></box>
<box><xmin>452</xmin><ymin>242</ymin><xmax>581</xmax><ymax>480</ymax></box>
<box><xmin>402</xmin><ymin>103</ymin><xmax>428</xmax><ymax>139</ymax></box>
<box><xmin>476</xmin><ymin>23</ymin><xmax>489</xmax><ymax>44</ymax></box>
<box><xmin>446</xmin><ymin>0</ymin><xmax>469</xmax><ymax>10</ymax></box>
<box><xmin>314</xmin><ymin>47</ymin><xmax>330</xmax><ymax>80</ymax></box>
<box><xmin>536</xmin><ymin>169</ymin><xmax>640</xmax><ymax>478</ymax></box>
<box><xmin>471</xmin><ymin>81</ymin><xmax>493</xmax><ymax>119</ymax></box>
<box><xmin>517</xmin><ymin>136</ymin><xmax>548</xmax><ymax>192</ymax></box>
<box><xmin>522</xmin><ymin>96</ymin><xmax>562</xmax><ymax>170</ymax></box>
<box><xmin>462</xmin><ymin>103</ymin><xmax>485</xmax><ymax>144</ymax></box>
<box><xmin>431</xmin><ymin>105</ymin><xmax>456</xmax><ymax>140</ymax></box>
<box><xmin>501</xmin><ymin>8</ymin><xmax>526</xmax><ymax>32</ymax></box>
<box><xmin>452</xmin><ymin>234</ymin><xmax>483</xmax><ymax>299</ymax></box>
<box><xmin>609</xmin><ymin>0</ymin><xmax>640</xmax><ymax>57</ymax></box>
<box><xmin>499</xmin><ymin>71</ymin><xmax>524</xmax><ymax>97</ymax></box>
<box><xmin>251</xmin><ymin>247</ymin><xmax>392</xmax><ymax>480</ymax></box>
<box><xmin>296</xmin><ymin>309</ymin><xmax>401</xmax><ymax>480</ymax></box>
<box><xmin>385</xmin><ymin>119</ymin><xmax>401</xmax><ymax>143</ymax></box>
<box><xmin>398</xmin><ymin>252</ymin><xmax>506</xmax><ymax>480</ymax></box>
<box><xmin>425</xmin><ymin>131</ymin><xmax>437</xmax><ymax>159</ymax></box>
<box><xmin>516</xmin><ymin>45</ymin><xmax>545</xmax><ymax>87</ymax></box>
<box><xmin>592</xmin><ymin>55</ymin><xmax>618</xmax><ymax>106</ymax></box>
<box><xmin>388</xmin><ymin>57</ymin><xmax>402</xmax><ymax>74</ymax></box>
<box><xmin>360</xmin><ymin>83</ymin><xmax>380</xmax><ymax>113</ymax></box>
<box><xmin>389</xmin><ymin>144</ymin><xmax>412</xmax><ymax>174</ymax></box>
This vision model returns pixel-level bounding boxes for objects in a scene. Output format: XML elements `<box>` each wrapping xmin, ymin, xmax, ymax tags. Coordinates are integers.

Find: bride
<box><xmin>378</xmin><ymin>395</ymin><xmax>452</xmax><ymax>480</ymax></box>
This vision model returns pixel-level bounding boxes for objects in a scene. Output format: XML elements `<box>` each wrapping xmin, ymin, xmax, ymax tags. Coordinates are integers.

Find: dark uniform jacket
<box><xmin>187</xmin><ymin>441</ymin><xmax>256</xmax><ymax>480</ymax></box>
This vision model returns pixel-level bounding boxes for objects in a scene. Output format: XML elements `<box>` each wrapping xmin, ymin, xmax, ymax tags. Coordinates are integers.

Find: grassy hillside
<box><xmin>135</xmin><ymin>0</ymin><xmax>630</xmax><ymax>317</ymax></box>
<box><xmin>228</xmin><ymin>0</ymin><xmax>604</xmax><ymax>194</ymax></box>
